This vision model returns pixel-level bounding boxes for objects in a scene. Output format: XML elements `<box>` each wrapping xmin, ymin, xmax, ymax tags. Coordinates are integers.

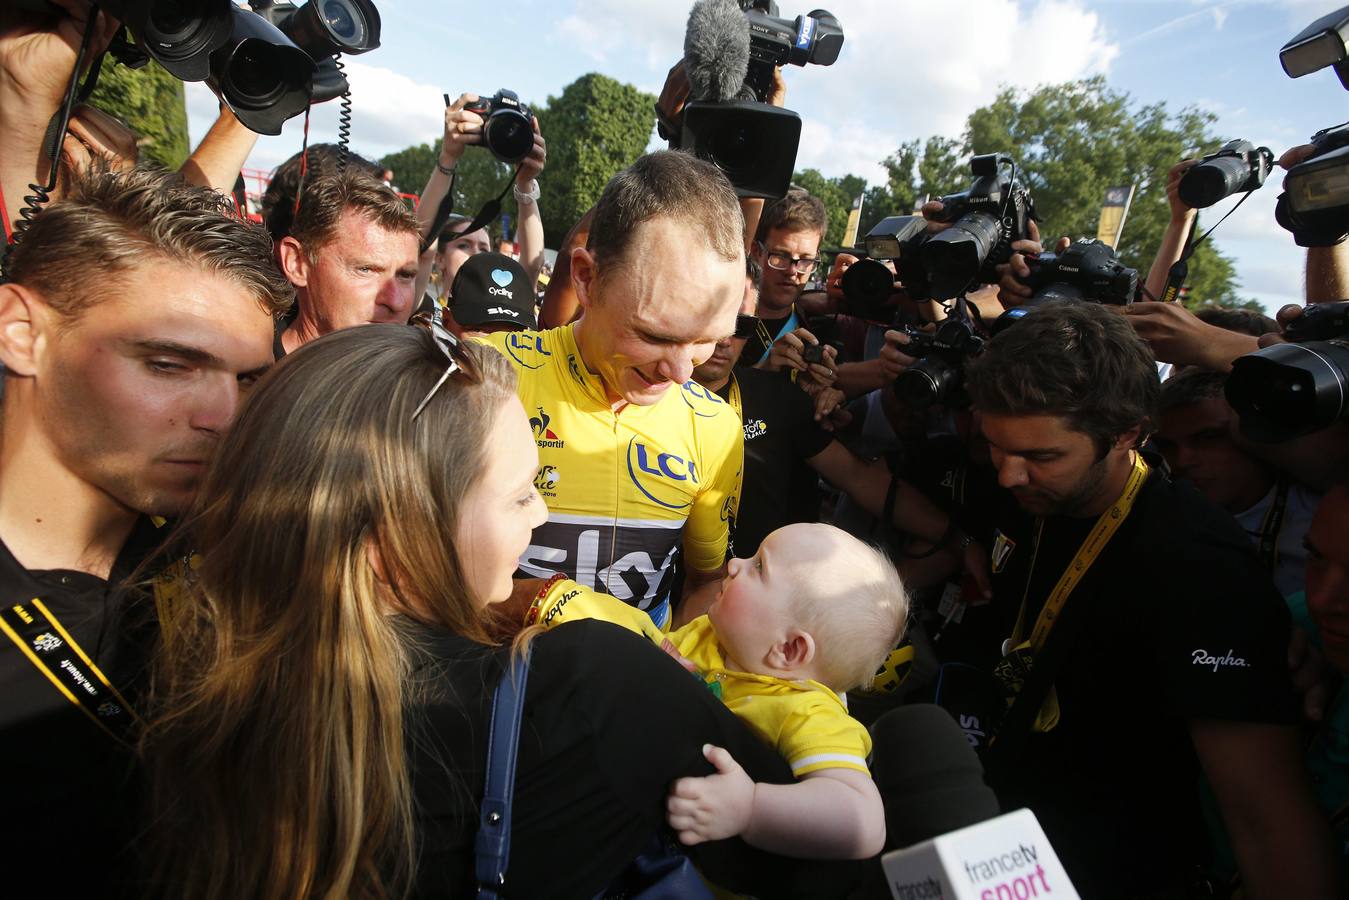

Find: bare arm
<box><xmin>668</xmin><ymin>745</ymin><xmax>885</xmax><ymax>859</ymax></box>
<box><xmin>412</xmin><ymin>93</ymin><xmax>481</xmax><ymax>300</ymax></box>
<box><xmin>1143</xmin><ymin>159</ymin><xmax>1199</xmax><ymax>302</ymax></box>
<box><xmin>1191</xmin><ymin>719</ymin><xmax>1341</xmax><ymax>900</ymax></box>
<box><xmin>1306</xmin><ymin>244</ymin><xmax>1349</xmax><ymax>304</ymax></box>
<box><xmin>178</xmin><ymin>105</ymin><xmax>258</xmax><ymax>192</ymax></box>
<box><xmin>513</xmin><ymin>119</ymin><xmax>546</xmax><ymax>285</ymax></box>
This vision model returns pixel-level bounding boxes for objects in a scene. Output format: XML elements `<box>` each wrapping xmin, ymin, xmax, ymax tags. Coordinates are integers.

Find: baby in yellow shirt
<box><xmin>527</xmin><ymin>522</ymin><xmax>908</xmax><ymax>859</ymax></box>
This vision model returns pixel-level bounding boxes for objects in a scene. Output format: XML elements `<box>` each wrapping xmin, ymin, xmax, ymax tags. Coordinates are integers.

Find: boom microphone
<box><xmin>869</xmin><ymin>706</ymin><xmax>1080</xmax><ymax>900</ymax></box>
<box><xmin>684</xmin><ymin>0</ymin><xmax>754</xmax><ymax>102</ymax></box>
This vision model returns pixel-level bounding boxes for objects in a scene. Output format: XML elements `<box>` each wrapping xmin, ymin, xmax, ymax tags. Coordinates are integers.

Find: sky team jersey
<box><xmin>481</xmin><ymin>325</ymin><xmax>742</xmax><ymax>626</ymax></box>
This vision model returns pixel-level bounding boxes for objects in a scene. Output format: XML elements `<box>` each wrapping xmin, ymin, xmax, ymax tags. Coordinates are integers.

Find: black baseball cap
<box><xmin>450</xmin><ymin>252</ymin><xmax>537</xmax><ymax>330</ymax></box>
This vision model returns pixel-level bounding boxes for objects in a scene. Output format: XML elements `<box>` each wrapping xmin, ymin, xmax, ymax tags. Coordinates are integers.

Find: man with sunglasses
<box><xmin>963</xmin><ymin>301</ymin><xmax>1338</xmax><ymax>900</ymax></box>
<box><xmin>480</xmin><ymin>151</ymin><xmax>745</xmax><ymax>630</ymax></box>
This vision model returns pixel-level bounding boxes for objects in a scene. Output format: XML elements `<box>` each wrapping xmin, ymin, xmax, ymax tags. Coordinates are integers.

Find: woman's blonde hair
<box><xmin>144</xmin><ymin>325</ymin><xmax>516</xmax><ymax>900</ymax></box>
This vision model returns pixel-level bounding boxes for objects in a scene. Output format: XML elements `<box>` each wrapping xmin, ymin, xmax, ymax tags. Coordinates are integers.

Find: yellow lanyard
<box><xmin>1011</xmin><ymin>450</ymin><xmax>1151</xmax><ymax>653</ymax></box>
<box><xmin>726</xmin><ymin>374</ymin><xmax>744</xmax><ymax>527</ymax></box>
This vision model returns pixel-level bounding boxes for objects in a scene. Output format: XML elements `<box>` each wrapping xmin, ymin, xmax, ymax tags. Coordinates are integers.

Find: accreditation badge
<box><xmin>991</xmin><ymin>530</ymin><xmax>1017</xmax><ymax>573</ymax></box>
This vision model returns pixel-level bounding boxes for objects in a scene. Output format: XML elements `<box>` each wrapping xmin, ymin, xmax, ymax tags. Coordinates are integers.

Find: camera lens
<box><xmin>840</xmin><ymin>259</ymin><xmax>896</xmax><ymax>318</ymax></box>
<box><xmin>226</xmin><ymin>43</ymin><xmax>287</xmax><ymax>106</ymax></box>
<box><xmin>896</xmin><ymin>358</ymin><xmax>960</xmax><ymax>408</ymax></box>
<box><xmin>1178</xmin><ymin>156</ymin><xmax>1250</xmax><ymax>209</ymax></box>
<box><xmin>1226</xmin><ymin>340</ymin><xmax>1349</xmax><ymax>441</ymax></box>
<box><xmin>148</xmin><ymin>0</ymin><xmax>196</xmax><ymax>40</ymax></box>
<box><xmin>322</xmin><ymin>0</ymin><xmax>366</xmax><ymax>46</ymax></box>
<box><xmin>486</xmin><ymin>111</ymin><xmax>534</xmax><ymax>163</ymax></box>
<box><xmin>708</xmin><ymin>116</ymin><xmax>765</xmax><ymax>181</ymax></box>
<box><xmin>921</xmin><ymin>211</ymin><xmax>1001</xmax><ymax>296</ymax></box>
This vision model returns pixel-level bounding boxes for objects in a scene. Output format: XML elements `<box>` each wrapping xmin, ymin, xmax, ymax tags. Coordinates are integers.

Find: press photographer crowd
<box><xmin>6</xmin><ymin>0</ymin><xmax>1349</xmax><ymax>897</ymax></box>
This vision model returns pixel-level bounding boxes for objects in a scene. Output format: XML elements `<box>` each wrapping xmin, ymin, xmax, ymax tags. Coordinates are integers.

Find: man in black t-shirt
<box><xmin>963</xmin><ymin>301</ymin><xmax>1339</xmax><ymax>899</ymax></box>
<box><xmin>740</xmin><ymin>190</ymin><xmax>827</xmax><ymax>368</ymax></box>
<box><xmin>0</xmin><ymin>168</ymin><xmax>292</xmax><ymax>895</ymax></box>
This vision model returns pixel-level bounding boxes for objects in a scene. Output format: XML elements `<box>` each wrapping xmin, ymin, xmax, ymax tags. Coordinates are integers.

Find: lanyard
<box><xmin>0</xmin><ymin>598</ymin><xmax>141</xmax><ymax>746</ymax></box>
<box><xmin>1256</xmin><ymin>478</ymin><xmax>1290</xmax><ymax>574</ymax></box>
<box><xmin>1011</xmin><ymin>451</ymin><xmax>1151</xmax><ymax>653</ymax></box>
<box><xmin>724</xmin><ymin>375</ymin><xmax>745</xmax><ymax>554</ymax></box>
<box><xmin>752</xmin><ymin>307</ymin><xmax>800</xmax><ymax>367</ymax></box>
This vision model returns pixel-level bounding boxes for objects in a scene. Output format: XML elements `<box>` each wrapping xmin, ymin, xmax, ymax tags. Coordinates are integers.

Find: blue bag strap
<box><xmin>475</xmin><ymin>646</ymin><xmax>531</xmax><ymax>900</ymax></box>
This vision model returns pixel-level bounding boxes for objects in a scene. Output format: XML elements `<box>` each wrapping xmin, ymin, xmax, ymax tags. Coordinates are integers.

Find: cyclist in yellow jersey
<box><xmin>479</xmin><ymin>151</ymin><xmax>747</xmax><ymax>627</ymax></box>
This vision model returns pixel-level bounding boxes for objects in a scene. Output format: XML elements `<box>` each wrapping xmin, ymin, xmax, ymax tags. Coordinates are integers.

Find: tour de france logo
<box><xmin>626</xmin><ymin>436</ymin><xmax>698</xmax><ymax>510</ymax></box>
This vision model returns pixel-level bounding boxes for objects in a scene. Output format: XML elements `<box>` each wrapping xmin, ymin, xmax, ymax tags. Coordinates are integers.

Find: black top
<box><xmin>737</xmin><ymin>310</ymin><xmax>795</xmax><ymax>368</ymax></box>
<box><xmin>718</xmin><ymin>368</ymin><xmax>833</xmax><ymax>556</ymax></box>
<box><xmin>0</xmin><ymin>519</ymin><xmax>162</xmax><ymax>898</ymax></box>
<box><xmin>405</xmin><ymin>619</ymin><xmax>850</xmax><ymax>899</ymax></box>
<box><xmin>983</xmin><ymin>467</ymin><xmax>1299</xmax><ymax>898</ymax></box>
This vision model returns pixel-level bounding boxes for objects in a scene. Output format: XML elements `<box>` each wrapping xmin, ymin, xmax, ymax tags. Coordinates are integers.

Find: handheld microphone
<box><xmin>869</xmin><ymin>705</ymin><xmax>1080</xmax><ymax>900</ymax></box>
<box><xmin>684</xmin><ymin>0</ymin><xmax>755</xmax><ymax>102</ymax></box>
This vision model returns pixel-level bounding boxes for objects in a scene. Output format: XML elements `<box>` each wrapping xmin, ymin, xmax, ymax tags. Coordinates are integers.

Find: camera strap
<box><xmin>1256</xmin><ymin>476</ymin><xmax>1290</xmax><ymax>574</ymax></box>
<box><xmin>751</xmin><ymin>306</ymin><xmax>800</xmax><ymax>367</ymax></box>
<box><xmin>0</xmin><ymin>598</ymin><xmax>142</xmax><ymax>747</ymax></box>
<box><xmin>992</xmin><ymin>451</ymin><xmax>1150</xmax><ymax>736</ymax></box>
<box><xmin>1155</xmin><ymin>190</ymin><xmax>1258</xmax><ymax>303</ymax></box>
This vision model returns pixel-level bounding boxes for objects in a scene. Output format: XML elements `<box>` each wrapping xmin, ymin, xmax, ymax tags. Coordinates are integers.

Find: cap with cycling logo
<box><xmin>450</xmin><ymin>252</ymin><xmax>537</xmax><ymax>330</ymax></box>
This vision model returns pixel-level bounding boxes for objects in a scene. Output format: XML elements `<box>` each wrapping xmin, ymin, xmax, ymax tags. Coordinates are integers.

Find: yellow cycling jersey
<box><xmin>480</xmin><ymin>324</ymin><xmax>742</xmax><ymax>626</ymax></box>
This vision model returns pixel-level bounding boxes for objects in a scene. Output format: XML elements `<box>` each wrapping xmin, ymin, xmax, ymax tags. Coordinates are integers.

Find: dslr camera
<box><xmin>894</xmin><ymin>312</ymin><xmax>986</xmax><ymax>410</ymax></box>
<box><xmin>464</xmin><ymin>90</ymin><xmax>535</xmax><ymax>164</ymax></box>
<box><xmin>1178</xmin><ymin>139</ymin><xmax>1274</xmax><ymax>209</ymax></box>
<box><xmin>1226</xmin><ymin>302</ymin><xmax>1349</xmax><ymax>441</ymax></box>
<box><xmin>1016</xmin><ymin>238</ymin><xmax>1137</xmax><ymax>306</ymax></box>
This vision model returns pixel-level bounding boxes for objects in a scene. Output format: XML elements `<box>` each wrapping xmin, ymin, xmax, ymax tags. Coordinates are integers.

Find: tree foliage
<box><xmin>534</xmin><ymin>73</ymin><xmax>656</xmax><ymax>248</ymax></box>
<box><xmin>88</xmin><ymin>58</ymin><xmax>189</xmax><ymax>169</ymax></box>
<box><xmin>380</xmin><ymin>72</ymin><xmax>654</xmax><ymax>248</ymax></box>
<box><xmin>806</xmin><ymin>77</ymin><xmax>1254</xmax><ymax>309</ymax></box>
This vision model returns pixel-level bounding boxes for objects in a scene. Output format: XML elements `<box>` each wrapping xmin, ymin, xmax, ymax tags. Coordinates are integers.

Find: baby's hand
<box><xmin>666</xmin><ymin>744</ymin><xmax>755</xmax><ymax>845</ymax></box>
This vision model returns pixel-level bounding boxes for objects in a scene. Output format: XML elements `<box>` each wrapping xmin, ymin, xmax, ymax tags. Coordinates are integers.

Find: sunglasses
<box><xmin>734</xmin><ymin>314</ymin><xmax>761</xmax><ymax>340</ymax></box>
<box><xmin>411</xmin><ymin>317</ymin><xmax>481</xmax><ymax>420</ymax></box>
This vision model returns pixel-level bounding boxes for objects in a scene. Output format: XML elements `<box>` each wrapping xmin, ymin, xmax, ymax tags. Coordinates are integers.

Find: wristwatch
<box><xmin>513</xmin><ymin>179</ymin><xmax>540</xmax><ymax>205</ymax></box>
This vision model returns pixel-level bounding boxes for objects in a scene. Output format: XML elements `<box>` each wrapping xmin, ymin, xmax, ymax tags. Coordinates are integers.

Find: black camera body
<box><xmin>894</xmin><ymin>315</ymin><xmax>986</xmax><ymax>409</ymax></box>
<box><xmin>736</xmin><ymin>2</ymin><xmax>844</xmax><ymax>102</ymax></box>
<box><xmin>922</xmin><ymin>154</ymin><xmax>1037</xmax><ymax>300</ymax></box>
<box><xmin>1227</xmin><ymin>300</ymin><xmax>1349</xmax><ymax>441</ymax></box>
<box><xmin>1018</xmin><ymin>238</ymin><xmax>1138</xmax><ymax>306</ymax></box>
<box><xmin>1275</xmin><ymin>123</ymin><xmax>1349</xmax><ymax>247</ymax></box>
<box><xmin>1177</xmin><ymin>139</ymin><xmax>1274</xmax><ymax>209</ymax></box>
<box><xmin>465</xmin><ymin>90</ymin><xmax>535</xmax><ymax>164</ymax></box>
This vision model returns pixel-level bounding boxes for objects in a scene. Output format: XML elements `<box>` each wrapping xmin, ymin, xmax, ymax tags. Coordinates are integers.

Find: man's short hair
<box><xmin>966</xmin><ymin>301</ymin><xmax>1160</xmax><ymax>452</ymax></box>
<box><xmin>1158</xmin><ymin>367</ymin><xmax>1228</xmax><ymax>416</ymax></box>
<box><xmin>288</xmin><ymin>168</ymin><xmax>421</xmax><ymax>261</ymax></box>
<box><xmin>7</xmin><ymin>166</ymin><xmax>293</xmax><ymax>320</ymax></box>
<box><xmin>586</xmin><ymin>151</ymin><xmax>742</xmax><ymax>283</ymax></box>
<box><xmin>1193</xmin><ymin>305</ymin><xmax>1279</xmax><ymax>338</ymax></box>
<box><xmin>753</xmin><ymin>188</ymin><xmax>827</xmax><ymax>245</ymax></box>
<box><xmin>261</xmin><ymin>143</ymin><xmax>384</xmax><ymax>240</ymax></box>
<box><xmin>435</xmin><ymin>214</ymin><xmax>476</xmax><ymax>253</ymax></box>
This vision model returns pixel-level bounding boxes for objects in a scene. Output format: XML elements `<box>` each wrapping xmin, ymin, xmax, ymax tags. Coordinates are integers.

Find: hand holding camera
<box><xmin>763</xmin><ymin>326</ymin><xmax>837</xmax><ymax>389</ymax></box>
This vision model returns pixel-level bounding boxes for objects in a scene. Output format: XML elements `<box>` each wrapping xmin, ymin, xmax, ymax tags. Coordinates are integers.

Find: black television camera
<box><xmin>1226</xmin><ymin>302</ymin><xmax>1349</xmax><ymax>441</ymax></box>
<box><xmin>894</xmin><ymin>311</ymin><xmax>986</xmax><ymax>410</ymax></box>
<box><xmin>737</xmin><ymin>1</ymin><xmax>844</xmax><ymax>102</ymax></box>
<box><xmin>464</xmin><ymin>90</ymin><xmax>535</xmax><ymax>164</ymax></box>
<box><xmin>1178</xmin><ymin>139</ymin><xmax>1274</xmax><ymax>209</ymax></box>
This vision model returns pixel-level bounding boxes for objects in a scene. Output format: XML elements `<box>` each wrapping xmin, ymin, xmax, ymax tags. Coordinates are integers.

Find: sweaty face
<box><xmin>579</xmin><ymin>218</ymin><xmax>743</xmax><ymax>407</ymax></box>
<box><xmin>981</xmin><ymin>413</ymin><xmax>1116</xmax><ymax>518</ymax></box>
<box><xmin>1305</xmin><ymin>486</ymin><xmax>1349</xmax><ymax>672</ymax></box>
<box><xmin>754</xmin><ymin>226</ymin><xmax>821</xmax><ymax>316</ymax></box>
<box><xmin>1154</xmin><ymin>397</ymin><xmax>1272</xmax><ymax>513</ymax></box>
<box><xmin>437</xmin><ymin>226</ymin><xmax>492</xmax><ymax>290</ymax></box>
<box><xmin>693</xmin><ymin>278</ymin><xmax>758</xmax><ymax>388</ymax></box>
<box><xmin>38</xmin><ymin>261</ymin><xmax>276</xmax><ymax>516</ymax></box>
<box><xmin>455</xmin><ymin>397</ymin><xmax>548</xmax><ymax>607</ymax></box>
<box><xmin>297</xmin><ymin>209</ymin><xmax>419</xmax><ymax>332</ymax></box>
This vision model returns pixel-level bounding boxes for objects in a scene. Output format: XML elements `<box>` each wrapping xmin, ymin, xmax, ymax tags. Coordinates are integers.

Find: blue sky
<box><xmin>189</xmin><ymin>0</ymin><xmax>1349</xmax><ymax>313</ymax></box>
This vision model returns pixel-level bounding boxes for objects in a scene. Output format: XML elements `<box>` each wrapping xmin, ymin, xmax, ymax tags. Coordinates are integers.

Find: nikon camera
<box><xmin>464</xmin><ymin>90</ymin><xmax>535</xmax><ymax>164</ymax></box>
<box><xmin>1178</xmin><ymin>139</ymin><xmax>1274</xmax><ymax>209</ymax></box>
<box><xmin>1275</xmin><ymin>124</ymin><xmax>1349</xmax><ymax>247</ymax></box>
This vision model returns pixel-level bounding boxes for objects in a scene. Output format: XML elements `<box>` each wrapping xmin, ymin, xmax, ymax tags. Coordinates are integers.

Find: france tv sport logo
<box><xmin>626</xmin><ymin>436</ymin><xmax>699</xmax><ymax>510</ymax></box>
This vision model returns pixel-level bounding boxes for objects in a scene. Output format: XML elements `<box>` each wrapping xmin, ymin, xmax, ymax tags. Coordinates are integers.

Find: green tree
<box><xmin>534</xmin><ymin>73</ymin><xmax>655</xmax><ymax>248</ymax></box>
<box><xmin>87</xmin><ymin>58</ymin><xmax>188</xmax><ymax>169</ymax></box>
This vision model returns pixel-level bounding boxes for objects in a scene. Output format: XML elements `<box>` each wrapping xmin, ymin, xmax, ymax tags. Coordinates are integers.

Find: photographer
<box><xmin>964</xmin><ymin>301</ymin><xmax>1339</xmax><ymax>899</ymax></box>
<box><xmin>1154</xmin><ymin>368</ymin><xmax>1318</xmax><ymax>598</ymax></box>
<box><xmin>0</xmin><ymin>166</ymin><xmax>292</xmax><ymax>896</ymax></box>
<box><xmin>413</xmin><ymin>91</ymin><xmax>547</xmax><ymax>306</ymax></box>
<box><xmin>275</xmin><ymin>167</ymin><xmax>422</xmax><ymax>355</ymax></box>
